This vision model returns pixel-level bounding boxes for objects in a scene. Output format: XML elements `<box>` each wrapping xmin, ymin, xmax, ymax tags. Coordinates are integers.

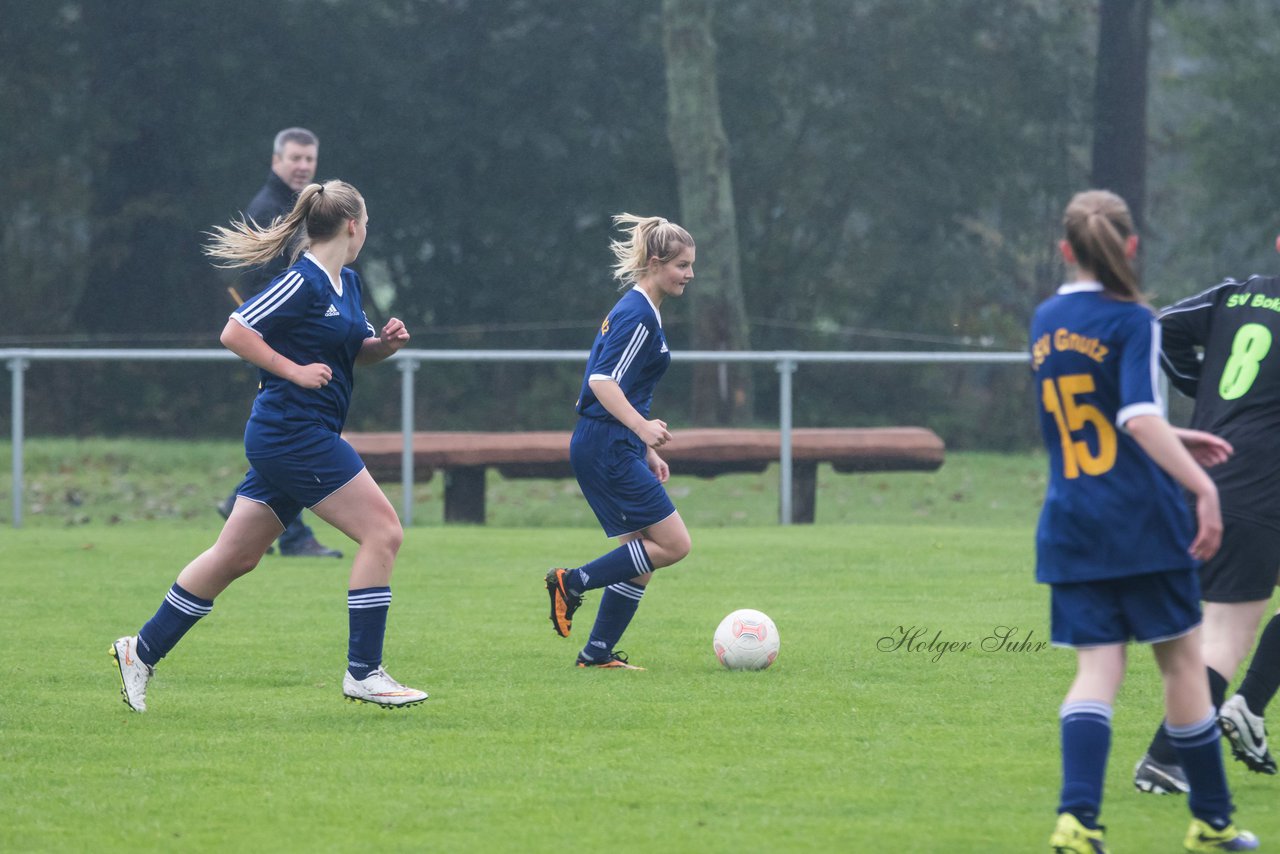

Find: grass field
<box><xmin>2</xmin><ymin>441</ymin><xmax>1278</xmax><ymax>852</ymax></box>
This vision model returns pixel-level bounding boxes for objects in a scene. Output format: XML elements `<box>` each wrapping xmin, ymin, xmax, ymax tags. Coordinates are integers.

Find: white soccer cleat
<box><xmin>342</xmin><ymin>667</ymin><xmax>427</xmax><ymax>708</ymax></box>
<box><xmin>1220</xmin><ymin>693</ymin><xmax>1278</xmax><ymax>775</ymax></box>
<box><xmin>110</xmin><ymin>636</ymin><xmax>154</xmax><ymax>713</ymax></box>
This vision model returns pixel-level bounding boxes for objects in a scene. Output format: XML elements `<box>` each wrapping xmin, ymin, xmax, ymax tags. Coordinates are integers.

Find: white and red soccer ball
<box><xmin>713</xmin><ymin>609</ymin><xmax>780</xmax><ymax>671</ymax></box>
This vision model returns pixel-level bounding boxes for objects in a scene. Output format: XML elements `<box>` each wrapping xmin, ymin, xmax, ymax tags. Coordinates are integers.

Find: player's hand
<box><xmin>292</xmin><ymin>362</ymin><xmax>333</xmax><ymax>389</ymax></box>
<box><xmin>1189</xmin><ymin>489</ymin><xmax>1223</xmax><ymax>562</ymax></box>
<box><xmin>647</xmin><ymin>448</ymin><xmax>670</xmax><ymax>483</ymax></box>
<box><xmin>635</xmin><ymin>418</ymin><xmax>672</xmax><ymax>449</ymax></box>
<box><xmin>1175</xmin><ymin>428</ymin><xmax>1233</xmax><ymax>468</ymax></box>
<box><xmin>380</xmin><ymin>317</ymin><xmax>410</xmax><ymax>352</ymax></box>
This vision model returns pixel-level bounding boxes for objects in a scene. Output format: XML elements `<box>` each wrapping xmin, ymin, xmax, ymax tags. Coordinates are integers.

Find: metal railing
<box><xmin>3</xmin><ymin>347</ymin><xmax>1029</xmax><ymax>528</ymax></box>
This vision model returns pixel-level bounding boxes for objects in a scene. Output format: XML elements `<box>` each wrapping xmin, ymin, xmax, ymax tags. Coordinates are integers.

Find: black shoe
<box><xmin>279</xmin><ymin>537</ymin><xmax>343</xmax><ymax>558</ymax></box>
<box><xmin>1133</xmin><ymin>752</ymin><xmax>1189</xmax><ymax>794</ymax></box>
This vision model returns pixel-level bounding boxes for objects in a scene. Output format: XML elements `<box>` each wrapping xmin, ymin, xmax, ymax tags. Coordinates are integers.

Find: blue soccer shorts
<box><xmin>237</xmin><ymin>428</ymin><xmax>366</xmax><ymax>529</ymax></box>
<box><xmin>570</xmin><ymin>416</ymin><xmax>676</xmax><ymax>538</ymax></box>
<box><xmin>1049</xmin><ymin>569</ymin><xmax>1202</xmax><ymax>648</ymax></box>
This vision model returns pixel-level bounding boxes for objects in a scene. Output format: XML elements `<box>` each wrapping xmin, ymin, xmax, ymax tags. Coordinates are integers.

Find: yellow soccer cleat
<box><xmin>1184</xmin><ymin>818</ymin><xmax>1259</xmax><ymax>852</ymax></box>
<box><xmin>1049</xmin><ymin>812</ymin><xmax>1108</xmax><ymax>854</ymax></box>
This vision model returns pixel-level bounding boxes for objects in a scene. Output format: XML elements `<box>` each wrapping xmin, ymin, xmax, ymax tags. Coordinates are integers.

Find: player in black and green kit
<box><xmin>1136</xmin><ymin>267</ymin><xmax>1280</xmax><ymax>793</ymax></box>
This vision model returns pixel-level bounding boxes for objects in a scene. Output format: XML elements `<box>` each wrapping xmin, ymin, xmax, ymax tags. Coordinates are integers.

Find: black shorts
<box><xmin>1199</xmin><ymin>517</ymin><xmax>1280</xmax><ymax>603</ymax></box>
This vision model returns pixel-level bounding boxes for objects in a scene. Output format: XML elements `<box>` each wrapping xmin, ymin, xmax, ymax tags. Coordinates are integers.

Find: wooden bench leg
<box><xmin>789</xmin><ymin>462</ymin><xmax>817</xmax><ymax>524</ymax></box>
<box><xmin>444</xmin><ymin>467</ymin><xmax>486</xmax><ymax>524</ymax></box>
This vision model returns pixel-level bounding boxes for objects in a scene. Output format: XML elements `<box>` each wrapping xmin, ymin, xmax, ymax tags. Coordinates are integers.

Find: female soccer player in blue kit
<box><xmin>544</xmin><ymin>214</ymin><xmax>694</xmax><ymax>669</ymax></box>
<box><xmin>1034</xmin><ymin>190</ymin><xmax>1256</xmax><ymax>852</ymax></box>
<box><xmin>110</xmin><ymin>180</ymin><xmax>427</xmax><ymax>711</ymax></box>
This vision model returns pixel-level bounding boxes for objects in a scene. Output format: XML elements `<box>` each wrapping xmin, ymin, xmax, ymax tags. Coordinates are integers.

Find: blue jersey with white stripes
<box><xmin>231</xmin><ymin>252</ymin><xmax>375</xmax><ymax>453</ymax></box>
<box><xmin>575</xmin><ymin>287</ymin><xmax>670</xmax><ymax>421</ymax></box>
<box><xmin>1030</xmin><ymin>282</ymin><xmax>1195</xmax><ymax>584</ymax></box>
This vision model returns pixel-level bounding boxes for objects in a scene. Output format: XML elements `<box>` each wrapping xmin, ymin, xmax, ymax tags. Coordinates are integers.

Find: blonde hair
<box><xmin>1062</xmin><ymin>190</ymin><xmax>1143</xmax><ymax>302</ymax></box>
<box><xmin>204</xmin><ymin>179</ymin><xmax>363</xmax><ymax>269</ymax></box>
<box><xmin>609</xmin><ymin>213</ymin><xmax>695</xmax><ymax>287</ymax></box>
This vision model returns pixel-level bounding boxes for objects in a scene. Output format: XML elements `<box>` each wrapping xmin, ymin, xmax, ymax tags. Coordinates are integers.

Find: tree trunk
<box><xmin>662</xmin><ymin>0</ymin><xmax>753</xmax><ymax>425</ymax></box>
<box><xmin>1091</xmin><ymin>0</ymin><xmax>1151</xmax><ymax>232</ymax></box>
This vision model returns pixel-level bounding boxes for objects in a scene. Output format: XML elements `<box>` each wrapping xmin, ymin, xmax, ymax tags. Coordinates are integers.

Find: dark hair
<box><xmin>273</xmin><ymin>127</ymin><xmax>318</xmax><ymax>155</ymax></box>
<box><xmin>1062</xmin><ymin>190</ymin><xmax>1142</xmax><ymax>302</ymax></box>
<box><xmin>204</xmin><ymin>179</ymin><xmax>362</xmax><ymax>268</ymax></box>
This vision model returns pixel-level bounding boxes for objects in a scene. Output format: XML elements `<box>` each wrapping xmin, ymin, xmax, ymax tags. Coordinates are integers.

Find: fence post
<box><xmin>776</xmin><ymin>356</ymin><xmax>797</xmax><ymax>525</ymax></box>
<box><xmin>9</xmin><ymin>356</ymin><xmax>27</xmax><ymax>528</ymax></box>
<box><xmin>397</xmin><ymin>356</ymin><xmax>419</xmax><ymax>525</ymax></box>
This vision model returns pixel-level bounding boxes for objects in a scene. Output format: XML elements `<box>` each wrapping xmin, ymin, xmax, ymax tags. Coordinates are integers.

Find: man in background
<box><xmin>217</xmin><ymin>127</ymin><xmax>342</xmax><ymax>558</ymax></box>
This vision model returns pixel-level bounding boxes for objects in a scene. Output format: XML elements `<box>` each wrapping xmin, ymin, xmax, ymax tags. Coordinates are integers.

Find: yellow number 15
<box><xmin>1041</xmin><ymin>374</ymin><xmax>1117</xmax><ymax>479</ymax></box>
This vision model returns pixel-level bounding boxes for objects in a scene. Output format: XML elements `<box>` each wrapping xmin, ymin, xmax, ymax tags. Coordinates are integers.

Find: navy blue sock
<box><xmin>1148</xmin><ymin>667</ymin><xmax>1228</xmax><ymax>765</ymax></box>
<box><xmin>136</xmin><ymin>583</ymin><xmax>214</xmax><ymax>667</ymax></box>
<box><xmin>1058</xmin><ymin>700</ymin><xmax>1111</xmax><ymax>830</ymax></box>
<box><xmin>347</xmin><ymin>587</ymin><xmax>391</xmax><ymax>681</ymax></box>
<box><xmin>580</xmin><ymin>581</ymin><xmax>645</xmax><ymax>662</ymax></box>
<box><xmin>1168</xmin><ymin>711</ymin><xmax>1234</xmax><ymax>829</ymax></box>
<box><xmin>566</xmin><ymin>540</ymin><xmax>653</xmax><ymax>595</ymax></box>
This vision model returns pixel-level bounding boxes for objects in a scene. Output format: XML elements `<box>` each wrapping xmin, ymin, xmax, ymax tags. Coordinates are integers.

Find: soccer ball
<box><xmin>713</xmin><ymin>609</ymin><xmax>780</xmax><ymax>671</ymax></box>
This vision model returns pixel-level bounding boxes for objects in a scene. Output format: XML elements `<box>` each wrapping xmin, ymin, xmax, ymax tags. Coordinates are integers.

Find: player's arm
<box><xmin>1158</xmin><ymin>285</ymin><xmax>1224</xmax><ymax>397</ymax></box>
<box><xmin>588</xmin><ymin>378</ymin><xmax>671</xmax><ymax>448</ymax></box>
<box><xmin>1126</xmin><ymin>414</ymin><xmax>1222</xmax><ymax>561</ymax></box>
<box><xmin>357</xmin><ymin>317</ymin><xmax>410</xmax><ymax>365</ymax></box>
<box><xmin>1172</xmin><ymin>427</ymin><xmax>1233</xmax><ymax>468</ymax></box>
<box><xmin>588</xmin><ymin>312</ymin><xmax>670</xmax><ymax>448</ymax></box>
<box><xmin>646</xmin><ymin>445</ymin><xmax>670</xmax><ymax>483</ymax></box>
<box><xmin>1119</xmin><ymin>311</ymin><xmax>1222</xmax><ymax>559</ymax></box>
<box><xmin>220</xmin><ymin>318</ymin><xmax>332</xmax><ymax>389</ymax></box>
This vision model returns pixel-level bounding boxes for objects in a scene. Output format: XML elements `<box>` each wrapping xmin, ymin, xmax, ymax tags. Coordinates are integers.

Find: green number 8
<box><xmin>1220</xmin><ymin>322</ymin><xmax>1273</xmax><ymax>401</ymax></box>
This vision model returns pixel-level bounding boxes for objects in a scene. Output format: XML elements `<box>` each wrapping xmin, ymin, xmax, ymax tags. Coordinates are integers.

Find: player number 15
<box><xmin>1041</xmin><ymin>374</ymin><xmax>1117</xmax><ymax>479</ymax></box>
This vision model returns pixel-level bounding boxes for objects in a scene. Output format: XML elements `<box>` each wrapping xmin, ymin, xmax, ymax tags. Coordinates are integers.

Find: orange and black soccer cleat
<box><xmin>576</xmin><ymin>650</ymin><xmax>644</xmax><ymax>670</ymax></box>
<box><xmin>545</xmin><ymin>568</ymin><xmax>584</xmax><ymax>638</ymax></box>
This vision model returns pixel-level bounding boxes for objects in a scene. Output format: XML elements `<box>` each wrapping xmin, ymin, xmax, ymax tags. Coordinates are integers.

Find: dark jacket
<box><xmin>239</xmin><ymin>172</ymin><xmax>298</xmax><ymax>298</ymax></box>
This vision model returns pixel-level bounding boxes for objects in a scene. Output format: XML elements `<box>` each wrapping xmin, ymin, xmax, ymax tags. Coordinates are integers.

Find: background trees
<box><xmin>1092</xmin><ymin>0</ymin><xmax>1152</xmax><ymax>232</ymax></box>
<box><xmin>663</xmin><ymin>0</ymin><xmax>753</xmax><ymax>425</ymax></box>
<box><xmin>2</xmin><ymin>1</ymin><xmax>1276</xmax><ymax>447</ymax></box>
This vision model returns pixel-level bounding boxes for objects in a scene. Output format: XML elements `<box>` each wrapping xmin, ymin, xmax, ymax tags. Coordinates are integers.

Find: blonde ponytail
<box><xmin>609</xmin><ymin>213</ymin><xmax>695</xmax><ymax>287</ymax></box>
<box><xmin>205</xmin><ymin>179</ymin><xmax>364</xmax><ymax>269</ymax></box>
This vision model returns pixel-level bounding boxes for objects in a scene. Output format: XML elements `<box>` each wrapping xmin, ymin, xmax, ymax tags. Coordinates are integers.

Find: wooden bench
<box><xmin>344</xmin><ymin>427</ymin><xmax>944</xmax><ymax>524</ymax></box>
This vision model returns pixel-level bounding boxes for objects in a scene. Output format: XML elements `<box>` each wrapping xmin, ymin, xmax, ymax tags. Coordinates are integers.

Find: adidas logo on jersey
<box><xmin>324</xmin><ymin>304</ymin><xmax>340</xmax><ymax>317</ymax></box>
